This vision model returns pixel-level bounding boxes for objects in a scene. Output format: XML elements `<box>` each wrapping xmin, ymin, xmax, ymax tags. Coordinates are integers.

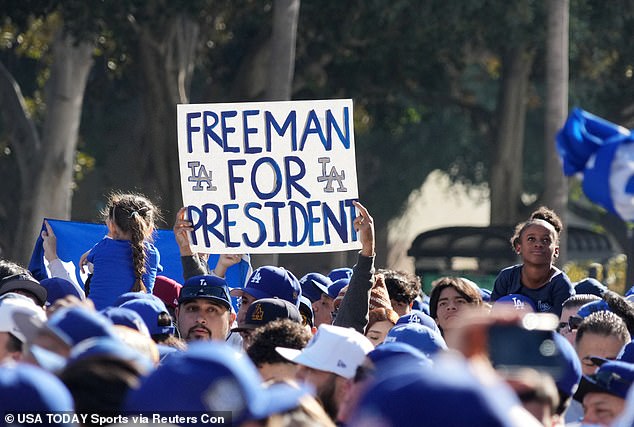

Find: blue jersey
<box><xmin>87</xmin><ymin>237</ymin><xmax>162</xmax><ymax>309</ymax></box>
<box><xmin>490</xmin><ymin>264</ymin><xmax>575</xmax><ymax>316</ymax></box>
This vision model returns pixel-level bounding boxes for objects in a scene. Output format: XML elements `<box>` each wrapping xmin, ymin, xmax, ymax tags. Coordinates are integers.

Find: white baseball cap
<box><xmin>276</xmin><ymin>324</ymin><xmax>373</xmax><ymax>379</ymax></box>
<box><xmin>0</xmin><ymin>294</ymin><xmax>46</xmax><ymax>342</ymax></box>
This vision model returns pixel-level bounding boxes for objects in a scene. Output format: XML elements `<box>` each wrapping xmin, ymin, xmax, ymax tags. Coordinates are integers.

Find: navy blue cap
<box><xmin>231</xmin><ymin>266</ymin><xmax>301</xmax><ymax>307</ymax></box>
<box><xmin>552</xmin><ymin>333</ymin><xmax>582</xmax><ymax>398</ymax></box>
<box><xmin>299</xmin><ymin>272</ymin><xmax>332</xmax><ymax>303</ymax></box>
<box><xmin>577</xmin><ymin>299</ymin><xmax>610</xmax><ymax>318</ymax></box>
<box><xmin>0</xmin><ymin>363</ymin><xmax>74</xmax><ymax>421</ymax></box>
<box><xmin>328</xmin><ymin>278</ymin><xmax>350</xmax><ymax>300</ymax></box>
<box><xmin>0</xmin><ymin>273</ymin><xmax>47</xmax><ymax>306</ymax></box>
<box><xmin>351</xmin><ymin>357</ymin><xmax>512</xmax><ymax>427</ymax></box>
<box><xmin>575</xmin><ymin>278</ymin><xmax>608</xmax><ymax>297</ymax></box>
<box><xmin>14</xmin><ymin>306</ymin><xmax>116</xmax><ymax>347</ymax></box>
<box><xmin>328</xmin><ymin>267</ymin><xmax>352</xmax><ymax>282</ymax></box>
<box><xmin>574</xmin><ymin>360</ymin><xmax>634</xmax><ymax>401</ymax></box>
<box><xmin>232</xmin><ymin>298</ymin><xmax>302</xmax><ymax>332</ymax></box>
<box><xmin>180</xmin><ymin>275</ymin><xmax>232</xmax><ymax>310</ymax></box>
<box><xmin>124</xmin><ymin>341</ymin><xmax>310</xmax><ymax>424</ymax></box>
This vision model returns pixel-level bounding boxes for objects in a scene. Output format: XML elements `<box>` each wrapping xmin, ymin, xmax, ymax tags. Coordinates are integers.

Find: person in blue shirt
<box><xmin>491</xmin><ymin>207</ymin><xmax>574</xmax><ymax>317</ymax></box>
<box><xmin>80</xmin><ymin>192</ymin><xmax>162</xmax><ymax>309</ymax></box>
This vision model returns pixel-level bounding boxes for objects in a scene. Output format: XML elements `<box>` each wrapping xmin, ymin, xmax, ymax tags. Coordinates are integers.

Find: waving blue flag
<box><xmin>28</xmin><ymin>218</ymin><xmax>251</xmax><ymax>291</ymax></box>
<box><xmin>557</xmin><ymin>108</ymin><xmax>634</xmax><ymax>220</ymax></box>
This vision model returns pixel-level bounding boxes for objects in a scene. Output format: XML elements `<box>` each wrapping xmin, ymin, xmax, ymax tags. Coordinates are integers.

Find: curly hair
<box><xmin>510</xmin><ymin>206</ymin><xmax>563</xmax><ymax>249</ymax></box>
<box><xmin>576</xmin><ymin>311</ymin><xmax>631</xmax><ymax>346</ymax></box>
<box><xmin>379</xmin><ymin>269</ymin><xmax>422</xmax><ymax>304</ymax></box>
<box><xmin>246</xmin><ymin>319</ymin><xmax>312</xmax><ymax>367</ymax></box>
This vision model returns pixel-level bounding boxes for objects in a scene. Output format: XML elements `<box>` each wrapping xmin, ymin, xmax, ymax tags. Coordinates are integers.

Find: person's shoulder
<box><xmin>497</xmin><ymin>264</ymin><xmax>522</xmax><ymax>277</ymax></box>
<box><xmin>550</xmin><ymin>267</ymin><xmax>575</xmax><ymax>288</ymax></box>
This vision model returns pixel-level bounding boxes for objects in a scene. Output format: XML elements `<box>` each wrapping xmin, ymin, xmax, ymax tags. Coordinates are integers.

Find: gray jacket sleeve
<box><xmin>333</xmin><ymin>252</ymin><xmax>375</xmax><ymax>334</ymax></box>
<box><xmin>181</xmin><ymin>255</ymin><xmax>210</xmax><ymax>281</ymax></box>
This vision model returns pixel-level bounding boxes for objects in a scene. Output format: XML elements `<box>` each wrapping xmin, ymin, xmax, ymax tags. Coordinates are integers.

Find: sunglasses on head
<box><xmin>557</xmin><ymin>315</ymin><xmax>583</xmax><ymax>333</ymax></box>
<box><xmin>180</xmin><ymin>284</ymin><xmax>230</xmax><ymax>302</ymax></box>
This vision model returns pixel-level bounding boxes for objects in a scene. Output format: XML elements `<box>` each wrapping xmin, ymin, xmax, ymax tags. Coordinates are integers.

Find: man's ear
<box><xmin>230</xmin><ymin>311</ymin><xmax>237</xmax><ymax>324</ymax></box>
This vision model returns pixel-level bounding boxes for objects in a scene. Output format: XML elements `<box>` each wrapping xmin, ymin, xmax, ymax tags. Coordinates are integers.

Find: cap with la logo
<box><xmin>230</xmin><ymin>266</ymin><xmax>301</xmax><ymax>307</ymax></box>
<box><xmin>231</xmin><ymin>298</ymin><xmax>302</xmax><ymax>332</ymax></box>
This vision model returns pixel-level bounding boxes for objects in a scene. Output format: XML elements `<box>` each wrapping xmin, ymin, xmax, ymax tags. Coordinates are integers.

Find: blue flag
<box><xmin>557</xmin><ymin>108</ymin><xmax>634</xmax><ymax>221</ymax></box>
<box><xmin>28</xmin><ymin>218</ymin><xmax>252</xmax><ymax>291</ymax></box>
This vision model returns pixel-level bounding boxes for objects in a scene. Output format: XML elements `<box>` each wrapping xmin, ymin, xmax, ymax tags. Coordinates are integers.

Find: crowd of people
<box><xmin>3</xmin><ymin>192</ymin><xmax>634</xmax><ymax>427</ymax></box>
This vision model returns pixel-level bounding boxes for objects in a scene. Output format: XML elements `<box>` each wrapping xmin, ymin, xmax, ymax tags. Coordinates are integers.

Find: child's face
<box><xmin>515</xmin><ymin>222</ymin><xmax>559</xmax><ymax>266</ymax></box>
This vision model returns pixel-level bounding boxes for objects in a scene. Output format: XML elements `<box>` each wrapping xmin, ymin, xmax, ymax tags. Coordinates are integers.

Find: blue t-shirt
<box><xmin>87</xmin><ymin>237</ymin><xmax>162</xmax><ymax>310</ymax></box>
<box><xmin>490</xmin><ymin>264</ymin><xmax>575</xmax><ymax>316</ymax></box>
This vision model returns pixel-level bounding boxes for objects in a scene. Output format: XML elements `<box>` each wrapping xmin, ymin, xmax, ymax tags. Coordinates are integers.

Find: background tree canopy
<box><xmin>2</xmin><ymin>0</ymin><xmax>634</xmax><ymax>274</ymax></box>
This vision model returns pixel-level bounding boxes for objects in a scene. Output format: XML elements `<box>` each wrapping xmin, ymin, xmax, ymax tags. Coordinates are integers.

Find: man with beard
<box><xmin>175</xmin><ymin>275</ymin><xmax>235</xmax><ymax>342</ymax></box>
<box><xmin>276</xmin><ymin>324</ymin><xmax>374</xmax><ymax>421</ymax></box>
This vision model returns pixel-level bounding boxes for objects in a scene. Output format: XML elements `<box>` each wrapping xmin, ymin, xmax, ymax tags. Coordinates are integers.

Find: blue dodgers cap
<box><xmin>574</xmin><ymin>360</ymin><xmax>634</xmax><ymax>402</ymax></box>
<box><xmin>180</xmin><ymin>275</ymin><xmax>232</xmax><ymax>310</ymax></box>
<box><xmin>619</xmin><ymin>341</ymin><xmax>634</xmax><ymax>364</ymax></box>
<box><xmin>231</xmin><ymin>266</ymin><xmax>301</xmax><ymax>307</ymax></box>
<box><xmin>328</xmin><ymin>267</ymin><xmax>352</xmax><ymax>282</ymax></box>
<box><xmin>68</xmin><ymin>336</ymin><xmax>153</xmax><ymax>372</ymax></box>
<box><xmin>492</xmin><ymin>294</ymin><xmax>537</xmax><ymax>313</ymax></box>
<box><xmin>552</xmin><ymin>333</ymin><xmax>582</xmax><ymax>398</ymax></box>
<box><xmin>120</xmin><ymin>298</ymin><xmax>175</xmax><ymax>336</ymax></box>
<box><xmin>383</xmin><ymin>323</ymin><xmax>447</xmax><ymax>357</ymax></box>
<box><xmin>367</xmin><ymin>342</ymin><xmax>432</xmax><ymax>368</ymax></box>
<box><xmin>328</xmin><ymin>278</ymin><xmax>350</xmax><ymax>300</ymax></box>
<box><xmin>299</xmin><ymin>272</ymin><xmax>332</xmax><ymax>303</ymax></box>
<box><xmin>395</xmin><ymin>310</ymin><xmax>441</xmax><ymax>334</ymax></box>
<box><xmin>0</xmin><ymin>363</ymin><xmax>74</xmax><ymax>421</ymax></box>
<box><xmin>14</xmin><ymin>306</ymin><xmax>116</xmax><ymax>347</ymax></box>
<box><xmin>480</xmin><ymin>288</ymin><xmax>492</xmax><ymax>302</ymax></box>
<box><xmin>125</xmin><ymin>341</ymin><xmax>310</xmax><ymax>424</ymax></box>
<box><xmin>351</xmin><ymin>357</ymin><xmax>512</xmax><ymax>427</ymax></box>
<box><xmin>575</xmin><ymin>278</ymin><xmax>608</xmax><ymax>297</ymax></box>
<box><xmin>577</xmin><ymin>299</ymin><xmax>610</xmax><ymax>319</ymax></box>
<box><xmin>39</xmin><ymin>277</ymin><xmax>83</xmax><ymax>306</ymax></box>
<box><xmin>100</xmin><ymin>306</ymin><xmax>151</xmax><ymax>336</ymax></box>
<box><xmin>114</xmin><ymin>291</ymin><xmax>159</xmax><ymax>307</ymax></box>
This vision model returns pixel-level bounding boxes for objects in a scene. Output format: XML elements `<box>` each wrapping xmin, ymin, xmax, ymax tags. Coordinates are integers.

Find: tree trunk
<box><xmin>0</xmin><ymin>61</ymin><xmax>40</xmax><ymax>257</ymax></box>
<box><xmin>136</xmin><ymin>15</ymin><xmax>199</xmax><ymax>219</ymax></box>
<box><xmin>14</xmin><ymin>33</ymin><xmax>94</xmax><ymax>263</ymax></box>
<box><xmin>490</xmin><ymin>47</ymin><xmax>535</xmax><ymax>226</ymax></box>
<box><xmin>266</xmin><ymin>0</ymin><xmax>300</xmax><ymax>101</ymax></box>
<box><xmin>544</xmin><ymin>0</ymin><xmax>569</xmax><ymax>264</ymax></box>
<box><xmin>253</xmin><ymin>0</ymin><xmax>301</xmax><ymax>268</ymax></box>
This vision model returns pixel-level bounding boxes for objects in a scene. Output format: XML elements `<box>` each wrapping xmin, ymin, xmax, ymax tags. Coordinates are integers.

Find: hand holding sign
<box><xmin>353</xmin><ymin>201</ymin><xmax>375</xmax><ymax>257</ymax></box>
